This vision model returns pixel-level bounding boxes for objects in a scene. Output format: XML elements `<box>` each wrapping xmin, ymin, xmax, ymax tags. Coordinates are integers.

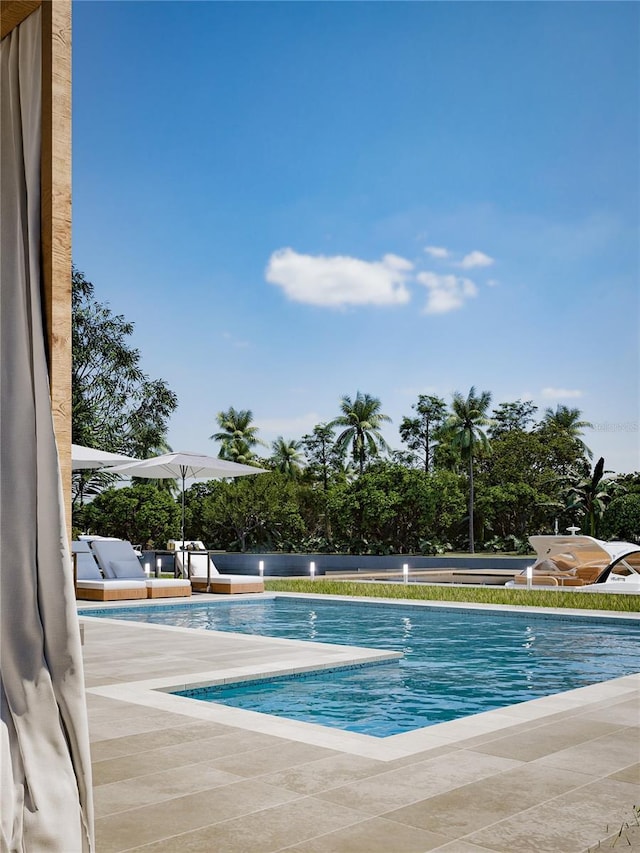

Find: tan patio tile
<box><xmin>465</xmin><ymin>777</ymin><xmax>640</xmax><ymax>853</ymax></box>
<box><xmin>260</xmin><ymin>752</ymin><xmax>388</xmax><ymax>794</ymax></box>
<box><xmin>383</xmin><ymin>764</ymin><xmax>593</xmax><ymax>838</ymax></box>
<box><xmin>92</xmin><ymin>729</ymin><xmax>281</xmax><ymax>785</ymax></box>
<box><xmin>316</xmin><ymin>751</ymin><xmax>521</xmax><ymax>816</ymax></box>
<box><xmin>374</xmin><ymin>743</ymin><xmax>461</xmax><ymax>770</ymax></box>
<box><xmin>429</xmin><ymin>842</ymin><xmax>501</xmax><ymax>853</ymax></box>
<box><xmin>280</xmin><ymin>815</ymin><xmax>451</xmax><ymax>852</ymax></box>
<box><xmin>93</xmin><ymin>762</ymin><xmax>244</xmax><ymax>818</ymax></box>
<box><xmin>95</xmin><ymin>778</ymin><xmax>302</xmax><ymax>852</ymax></box>
<box><xmin>469</xmin><ymin>717</ymin><xmax>623</xmax><ymax>762</ymax></box>
<box><xmin>208</xmin><ymin>740</ymin><xmax>340</xmax><ymax>777</ymax></box>
<box><xmin>607</xmin><ymin>761</ymin><xmax>639</xmax><ymax>785</ymax></box>
<box><xmin>88</xmin><ymin>703</ymin><xmax>200</xmax><ymax>741</ymax></box>
<box><xmin>579</xmin><ymin>696</ymin><xmax>640</xmax><ymax>727</ymax></box>
<box><xmin>119</xmin><ymin>796</ymin><xmax>368</xmax><ymax>852</ymax></box>
<box><xmin>533</xmin><ymin>725</ymin><xmax>640</xmax><ymax>776</ymax></box>
<box><xmin>89</xmin><ymin>719</ymin><xmax>233</xmax><ymax>761</ymax></box>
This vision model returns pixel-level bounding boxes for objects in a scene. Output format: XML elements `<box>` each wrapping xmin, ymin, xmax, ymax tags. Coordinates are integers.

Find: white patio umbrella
<box><xmin>71</xmin><ymin>444</ymin><xmax>139</xmax><ymax>470</ymax></box>
<box><xmin>106</xmin><ymin>450</ymin><xmax>267</xmax><ymax>543</ymax></box>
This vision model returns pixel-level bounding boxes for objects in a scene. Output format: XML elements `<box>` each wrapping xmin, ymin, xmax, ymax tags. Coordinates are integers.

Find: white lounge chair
<box><xmin>72</xmin><ymin>541</ymin><xmax>147</xmax><ymax>601</ymax></box>
<box><xmin>90</xmin><ymin>539</ymin><xmax>191</xmax><ymax>598</ymax></box>
<box><xmin>168</xmin><ymin>540</ymin><xmax>265</xmax><ymax>594</ymax></box>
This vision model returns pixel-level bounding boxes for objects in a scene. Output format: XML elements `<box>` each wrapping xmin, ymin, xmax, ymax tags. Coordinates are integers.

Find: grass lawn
<box><xmin>265</xmin><ymin>578</ymin><xmax>640</xmax><ymax>613</ymax></box>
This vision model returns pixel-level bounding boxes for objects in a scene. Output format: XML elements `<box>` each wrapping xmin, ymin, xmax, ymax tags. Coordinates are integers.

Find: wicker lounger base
<box><xmin>146</xmin><ymin>584</ymin><xmax>192</xmax><ymax>598</ymax></box>
<box><xmin>191</xmin><ymin>579</ymin><xmax>264</xmax><ymax>594</ymax></box>
<box><xmin>76</xmin><ymin>586</ymin><xmax>147</xmax><ymax>601</ymax></box>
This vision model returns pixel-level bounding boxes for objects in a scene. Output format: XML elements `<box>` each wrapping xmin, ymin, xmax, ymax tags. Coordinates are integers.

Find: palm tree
<box><xmin>271</xmin><ymin>437</ymin><xmax>304</xmax><ymax>480</ymax></box>
<box><xmin>541</xmin><ymin>405</ymin><xmax>593</xmax><ymax>460</ymax></box>
<box><xmin>210</xmin><ymin>407</ymin><xmax>266</xmax><ymax>464</ymax></box>
<box><xmin>445</xmin><ymin>387</ymin><xmax>492</xmax><ymax>553</ymax></box>
<box><xmin>329</xmin><ymin>392</ymin><xmax>391</xmax><ymax>474</ymax></box>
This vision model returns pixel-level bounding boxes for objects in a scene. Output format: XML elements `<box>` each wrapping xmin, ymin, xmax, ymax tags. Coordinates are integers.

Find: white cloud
<box><xmin>541</xmin><ymin>387</ymin><xmax>584</xmax><ymax>400</ymax></box>
<box><xmin>424</xmin><ymin>245</ymin><xmax>450</xmax><ymax>259</ymax></box>
<box><xmin>265</xmin><ymin>248</ymin><xmax>412</xmax><ymax>308</ymax></box>
<box><xmin>417</xmin><ymin>272</ymin><xmax>478</xmax><ymax>315</ymax></box>
<box><xmin>459</xmin><ymin>250</ymin><xmax>495</xmax><ymax>269</ymax></box>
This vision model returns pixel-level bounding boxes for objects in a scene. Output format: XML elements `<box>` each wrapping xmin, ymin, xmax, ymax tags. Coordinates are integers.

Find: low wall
<box><xmin>206</xmin><ymin>552</ymin><xmax>533</xmax><ymax>577</ymax></box>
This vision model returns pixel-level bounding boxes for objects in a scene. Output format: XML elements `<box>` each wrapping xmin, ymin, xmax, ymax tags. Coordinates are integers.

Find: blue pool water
<box><xmin>81</xmin><ymin>598</ymin><xmax>640</xmax><ymax>737</ymax></box>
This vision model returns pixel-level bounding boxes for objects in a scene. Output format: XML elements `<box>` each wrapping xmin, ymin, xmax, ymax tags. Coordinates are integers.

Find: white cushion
<box><xmin>215</xmin><ymin>575</ymin><xmax>262</xmax><ymax>584</ymax></box>
<box><xmin>185</xmin><ymin>553</ymin><xmax>220</xmax><ymax>578</ymax></box>
<box><xmin>77</xmin><ymin>580</ymin><xmax>146</xmax><ymax>590</ymax></box>
<box><xmin>110</xmin><ymin>559</ymin><xmax>146</xmax><ymax>579</ymax></box>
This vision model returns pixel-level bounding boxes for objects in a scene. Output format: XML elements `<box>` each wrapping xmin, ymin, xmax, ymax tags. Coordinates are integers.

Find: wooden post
<box><xmin>40</xmin><ymin>0</ymin><xmax>72</xmax><ymax>540</ymax></box>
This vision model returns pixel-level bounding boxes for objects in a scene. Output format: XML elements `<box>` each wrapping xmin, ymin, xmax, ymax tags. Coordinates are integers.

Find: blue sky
<box><xmin>72</xmin><ymin>1</ymin><xmax>639</xmax><ymax>474</ymax></box>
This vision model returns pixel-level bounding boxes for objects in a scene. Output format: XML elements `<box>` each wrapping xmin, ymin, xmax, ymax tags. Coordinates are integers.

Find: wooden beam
<box><xmin>0</xmin><ymin>0</ymin><xmax>41</xmax><ymax>39</ymax></box>
<box><xmin>41</xmin><ymin>0</ymin><xmax>72</xmax><ymax>538</ymax></box>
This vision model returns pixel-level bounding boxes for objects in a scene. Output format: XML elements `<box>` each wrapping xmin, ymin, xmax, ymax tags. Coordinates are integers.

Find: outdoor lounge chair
<box><xmin>168</xmin><ymin>540</ymin><xmax>265</xmax><ymax>594</ymax></box>
<box><xmin>90</xmin><ymin>539</ymin><xmax>191</xmax><ymax>598</ymax></box>
<box><xmin>72</xmin><ymin>540</ymin><xmax>147</xmax><ymax>601</ymax></box>
<box><xmin>509</xmin><ymin>555</ymin><xmax>604</xmax><ymax>588</ymax></box>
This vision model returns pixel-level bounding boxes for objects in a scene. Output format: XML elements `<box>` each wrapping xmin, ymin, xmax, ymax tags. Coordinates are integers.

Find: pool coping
<box><xmin>80</xmin><ymin>591</ymin><xmax>640</xmax><ymax>762</ymax></box>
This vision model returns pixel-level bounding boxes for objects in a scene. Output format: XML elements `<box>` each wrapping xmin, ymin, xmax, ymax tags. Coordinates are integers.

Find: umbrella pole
<box><xmin>180</xmin><ymin>470</ymin><xmax>187</xmax><ymax>581</ymax></box>
<box><xmin>181</xmin><ymin>469</ymin><xmax>186</xmax><ymax>545</ymax></box>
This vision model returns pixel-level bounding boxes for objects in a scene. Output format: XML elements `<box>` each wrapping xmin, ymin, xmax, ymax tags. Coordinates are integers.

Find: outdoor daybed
<box><xmin>90</xmin><ymin>539</ymin><xmax>191</xmax><ymax>598</ymax></box>
<box><xmin>72</xmin><ymin>540</ymin><xmax>147</xmax><ymax>601</ymax></box>
<box><xmin>168</xmin><ymin>540</ymin><xmax>265</xmax><ymax>594</ymax></box>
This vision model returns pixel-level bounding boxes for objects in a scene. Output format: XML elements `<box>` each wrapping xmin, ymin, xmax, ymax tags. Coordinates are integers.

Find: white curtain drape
<box><xmin>0</xmin><ymin>9</ymin><xmax>94</xmax><ymax>851</ymax></box>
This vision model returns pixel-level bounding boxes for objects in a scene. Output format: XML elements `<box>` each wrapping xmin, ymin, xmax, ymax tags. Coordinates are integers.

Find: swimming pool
<box><xmin>81</xmin><ymin>597</ymin><xmax>640</xmax><ymax>737</ymax></box>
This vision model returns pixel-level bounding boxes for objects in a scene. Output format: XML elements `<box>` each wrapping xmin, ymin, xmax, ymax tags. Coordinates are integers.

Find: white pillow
<box><xmin>110</xmin><ymin>559</ymin><xmax>145</xmax><ymax>579</ymax></box>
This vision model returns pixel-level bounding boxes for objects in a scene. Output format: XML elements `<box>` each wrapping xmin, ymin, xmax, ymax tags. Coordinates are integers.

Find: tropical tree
<box><xmin>72</xmin><ymin>268</ymin><xmax>178</xmax><ymax>520</ymax></box>
<box><xmin>540</xmin><ymin>405</ymin><xmax>593</xmax><ymax>460</ymax></box>
<box><xmin>600</xmin><ymin>493</ymin><xmax>640</xmax><ymax>543</ymax></box>
<box><xmin>444</xmin><ymin>387</ymin><xmax>492</xmax><ymax>553</ymax></box>
<box><xmin>271</xmin><ymin>436</ymin><xmax>304</xmax><ymax>480</ymax></box>
<box><xmin>399</xmin><ymin>394</ymin><xmax>447</xmax><ymax>473</ymax></box>
<box><xmin>301</xmin><ymin>423</ymin><xmax>339</xmax><ymax>491</ymax></box>
<box><xmin>489</xmin><ymin>400</ymin><xmax>537</xmax><ymax>439</ymax></box>
<box><xmin>82</xmin><ymin>483</ymin><xmax>181</xmax><ymax>547</ymax></box>
<box><xmin>325</xmin><ymin>463</ymin><xmax>465</xmax><ymax>554</ymax></box>
<box><xmin>330</xmin><ymin>392</ymin><xmax>391</xmax><ymax>474</ymax></box>
<box><xmin>478</xmin><ymin>428</ymin><xmax>575</xmax><ymax>538</ymax></box>
<box><xmin>564</xmin><ymin>456</ymin><xmax>621</xmax><ymax>537</ymax></box>
<box><xmin>199</xmin><ymin>474</ymin><xmax>305</xmax><ymax>552</ymax></box>
<box><xmin>72</xmin><ymin>268</ymin><xmax>178</xmax><ymax>456</ymax></box>
<box><xmin>210</xmin><ymin>407</ymin><xmax>265</xmax><ymax>464</ymax></box>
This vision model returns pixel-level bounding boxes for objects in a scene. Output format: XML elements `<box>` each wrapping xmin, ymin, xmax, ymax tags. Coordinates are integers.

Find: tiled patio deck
<box><xmin>80</xmin><ymin>595</ymin><xmax>640</xmax><ymax>852</ymax></box>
